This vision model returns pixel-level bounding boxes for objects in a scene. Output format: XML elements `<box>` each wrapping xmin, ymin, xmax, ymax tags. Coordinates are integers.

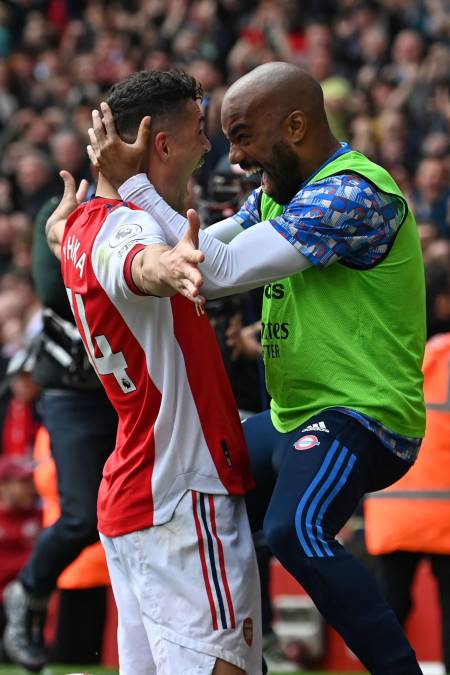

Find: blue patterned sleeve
<box><xmin>270</xmin><ymin>175</ymin><xmax>406</xmax><ymax>268</ymax></box>
<box><xmin>233</xmin><ymin>187</ymin><xmax>262</xmax><ymax>229</ymax></box>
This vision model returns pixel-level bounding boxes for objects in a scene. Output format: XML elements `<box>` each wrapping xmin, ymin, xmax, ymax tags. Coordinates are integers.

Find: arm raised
<box><xmin>45</xmin><ymin>171</ymin><xmax>89</xmax><ymax>259</ymax></box>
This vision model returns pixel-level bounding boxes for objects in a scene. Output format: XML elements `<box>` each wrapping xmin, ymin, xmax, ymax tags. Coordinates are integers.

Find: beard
<box><xmin>264</xmin><ymin>140</ymin><xmax>302</xmax><ymax>205</ymax></box>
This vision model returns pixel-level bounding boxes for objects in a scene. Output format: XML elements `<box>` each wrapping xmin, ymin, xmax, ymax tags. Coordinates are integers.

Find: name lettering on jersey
<box><xmin>63</xmin><ymin>235</ymin><xmax>86</xmax><ymax>278</ymax></box>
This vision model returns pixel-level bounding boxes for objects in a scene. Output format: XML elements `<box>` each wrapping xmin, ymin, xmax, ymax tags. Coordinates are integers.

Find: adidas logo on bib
<box><xmin>302</xmin><ymin>421</ymin><xmax>329</xmax><ymax>433</ymax></box>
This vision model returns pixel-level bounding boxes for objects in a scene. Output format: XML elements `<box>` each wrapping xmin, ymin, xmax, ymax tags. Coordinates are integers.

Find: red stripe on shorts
<box><xmin>192</xmin><ymin>491</ymin><xmax>218</xmax><ymax>630</ymax></box>
<box><xmin>208</xmin><ymin>494</ymin><xmax>236</xmax><ymax>628</ymax></box>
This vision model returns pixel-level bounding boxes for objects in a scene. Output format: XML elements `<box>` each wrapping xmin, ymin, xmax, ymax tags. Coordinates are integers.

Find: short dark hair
<box><xmin>106</xmin><ymin>70</ymin><xmax>203</xmax><ymax>142</ymax></box>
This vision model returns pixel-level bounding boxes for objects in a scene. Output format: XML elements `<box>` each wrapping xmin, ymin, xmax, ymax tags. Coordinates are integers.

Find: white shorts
<box><xmin>100</xmin><ymin>491</ymin><xmax>262</xmax><ymax>675</ymax></box>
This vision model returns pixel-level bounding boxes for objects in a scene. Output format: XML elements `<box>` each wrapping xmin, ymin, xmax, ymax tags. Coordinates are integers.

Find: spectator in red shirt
<box><xmin>0</xmin><ymin>455</ymin><xmax>41</xmax><ymax>662</ymax></box>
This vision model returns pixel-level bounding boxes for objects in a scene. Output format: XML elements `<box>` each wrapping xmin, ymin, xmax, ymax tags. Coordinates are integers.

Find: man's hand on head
<box><xmin>87</xmin><ymin>102</ymin><xmax>151</xmax><ymax>189</ymax></box>
<box><xmin>45</xmin><ymin>170</ymin><xmax>89</xmax><ymax>260</ymax></box>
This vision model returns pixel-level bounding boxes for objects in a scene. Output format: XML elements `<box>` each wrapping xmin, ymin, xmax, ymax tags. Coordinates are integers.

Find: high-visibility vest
<box><xmin>365</xmin><ymin>333</ymin><xmax>450</xmax><ymax>555</ymax></box>
<box><xmin>33</xmin><ymin>426</ymin><xmax>110</xmax><ymax>588</ymax></box>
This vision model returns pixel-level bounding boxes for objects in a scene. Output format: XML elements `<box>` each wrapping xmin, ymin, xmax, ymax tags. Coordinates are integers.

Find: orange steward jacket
<box><xmin>365</xmin><ymin>333</ymin><xmax>450</xmax><ymax>555</ymax></box>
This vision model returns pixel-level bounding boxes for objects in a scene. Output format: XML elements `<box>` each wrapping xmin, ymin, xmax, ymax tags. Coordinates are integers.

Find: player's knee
<box><xmin>263</xmin><ymin>510</ymin><xmax>306</xmax><ymax>562</ymax></box>
<box><xmin>263</xmin><ymin>503</ymin><xmax>331</xmax><ymax>562</ymax></box>
<box><xmin>60</xmin><ymin>513</ymin><xmax>99</xmax><ymax>546</ymax></box>
<box><xmin>72</xmin><ymin>518</ymin><xmax>98</xmax><ymax>545</ymax></box>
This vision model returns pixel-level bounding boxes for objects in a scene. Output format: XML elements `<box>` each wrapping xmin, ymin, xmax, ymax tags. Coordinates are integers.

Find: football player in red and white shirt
<box><xmin>46</xmin><ymin>71</ymin><xmax>262</xmax><ymax>675</ymax></box>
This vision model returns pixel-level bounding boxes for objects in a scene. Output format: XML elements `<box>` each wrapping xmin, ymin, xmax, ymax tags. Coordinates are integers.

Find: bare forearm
<box><xmin>45</xmin><ymin>219</ymin><xmax>64</xmax><ymax>260</ymax></box>
<box><xmin>44</xmin><ymin>172</ymin><xmax>90</xmax><ymax>261</ymax></box>
<box><xmin>134</xmin><ymin>244</ymin><xmax>176</xmax><ymax>296</ymax></box>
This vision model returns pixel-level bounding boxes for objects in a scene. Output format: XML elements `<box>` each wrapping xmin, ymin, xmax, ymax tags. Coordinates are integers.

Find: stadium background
<box><xmin>0</xmin><ymin>0</ymin><xmax>449</xmax><ymax>673</ymax></box>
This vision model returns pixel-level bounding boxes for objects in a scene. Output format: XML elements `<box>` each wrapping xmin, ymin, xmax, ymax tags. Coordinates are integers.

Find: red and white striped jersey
<box><xmin>61</xmin><ymin>197</ymin><xmax>253</xmax><ymax>537</ymax></box>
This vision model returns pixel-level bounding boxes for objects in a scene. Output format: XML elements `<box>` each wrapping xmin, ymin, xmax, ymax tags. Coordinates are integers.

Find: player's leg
<box><xmin>136</xmin><ymin>491</ymin><xmax>263</xmax><ymax>674</ymax></box>
<box><xmin>375</xmin><ymin>551</ymin><xmax>420</xmax><ymax>624</ymax></box>
<box><xmin>261</xmin><ymin>410</ymin><xmax>422</xmax><ymax>675</ymax></box>
<box><xmin>20</xmin><ymin>390</ymin><xmax>117</xmax><ymax>594</ymax></box>
<box><xmin>50</xmin><ymin>586</ymin><xmax>107</xmax><ymax>664</ymax></box>
<box><xmin>99</xmin><ymin>533</ymin><xmax>155</xmax><ymax>675</ymax></box>
<box><xmin>242</xmin><ymin>410</ymin><xmax>279</xmax><ymax>533</ymax></box>
<box><xmin>429</xmin><ymin>553</ymin><xmax>450</xmax><ymax>674</ymax></box>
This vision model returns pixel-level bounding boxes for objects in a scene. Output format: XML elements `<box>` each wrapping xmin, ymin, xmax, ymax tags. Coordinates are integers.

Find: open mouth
<box><xmin>238</xmin><ymin>164</ymin><xmax>273</xmax><ymax>193</ymax></box>
<box><xmin>239</xmin><ymin>164</ymin><xmax>263</xmax><ymax>178</ymax></box>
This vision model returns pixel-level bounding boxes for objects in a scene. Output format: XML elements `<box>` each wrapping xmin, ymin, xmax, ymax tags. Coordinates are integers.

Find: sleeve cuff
<box><xmin>123</xmin><ymin>243</ymin><xmax>146</xmax><ymax>295</ymax></box>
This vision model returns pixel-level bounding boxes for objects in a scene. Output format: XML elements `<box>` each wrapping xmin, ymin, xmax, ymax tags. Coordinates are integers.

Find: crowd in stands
<box><xmin>0</xmin><ymin>0</ymin><xmax>449</xmax><ymax>666</ymax></box>
<box><xmin>0</xmin><ymin>0</ymin><xmax>448</xmax><ymax>386</ymax></box>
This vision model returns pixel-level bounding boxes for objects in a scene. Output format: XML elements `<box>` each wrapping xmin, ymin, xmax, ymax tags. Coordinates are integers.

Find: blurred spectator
<box><xmin>227</xmin><ymin>0</ymin><xmax>300</xmax><ymax>79</ymax></box>
<box><xmin>350</xmin><ymin>114</ymin><xmax>377</xmax><ymax>158</ymax></box>
<box><xmin>424</xmin><ymin>257</ymin><xmax>450</xmax><ymax>338</ymax></box>
<box><xmin>66</xmin><ymin>53</ymin><xmax>102</xmax><ymax>108</ymax></box>
<box><xmin>421</xmin><ymin>131</ymin><xmax>449</xmax><ymax>161</ymax></box>
<box><xmin>376</xmin><ymin>109</ymin><xmax>417</xmax><ymax>171</ymax></box>
<box><xmin>424</xmin><ymin>238</ymin><xmax>450</xmax><ymax>267</ymax></box>
<box><xmin>322</xmin><ymin>76</ymin><xmax>352</xmax><ymax>140</ymax></box>
<box><xmin>14</xmin><ymin>151</ymin><xmax>59</xmax><ymax>220</ymax></box>
<box><xmin>49</xmin><ymin>129</ymin><xmax>91</xmax><ymax>184</ymax></box>
<box><xmin>1</xmin><ymin>364</ymin><xmax>40</xmax><ymax>460</ymax></box>
<box><xmin>417</xmin><ymin>221</ymin><xmax>438</xmax><ymax>256</ymax></box>
<box><xmin>0</xmin><ymin>61</ymin><xmax>17</xmax><ymax>129</ymax></box>
<box><xmin>411</xmin><ymin>158</ymin><xmax>450</xmax><ymax>239</ymax></box>
<box><xmin>0</xmin><ymin>455</ymin><xmax>41</xmax><ymax>663</ymax></box>
<box><xmin>186</xmin><ymin>58</ymin><xmax>223</xmax><ymax>93</ymax></box>
<box><xmin>390</xmin><ymin>29</ymin><xmax>424</xmax><ymax>85</ymax></box>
